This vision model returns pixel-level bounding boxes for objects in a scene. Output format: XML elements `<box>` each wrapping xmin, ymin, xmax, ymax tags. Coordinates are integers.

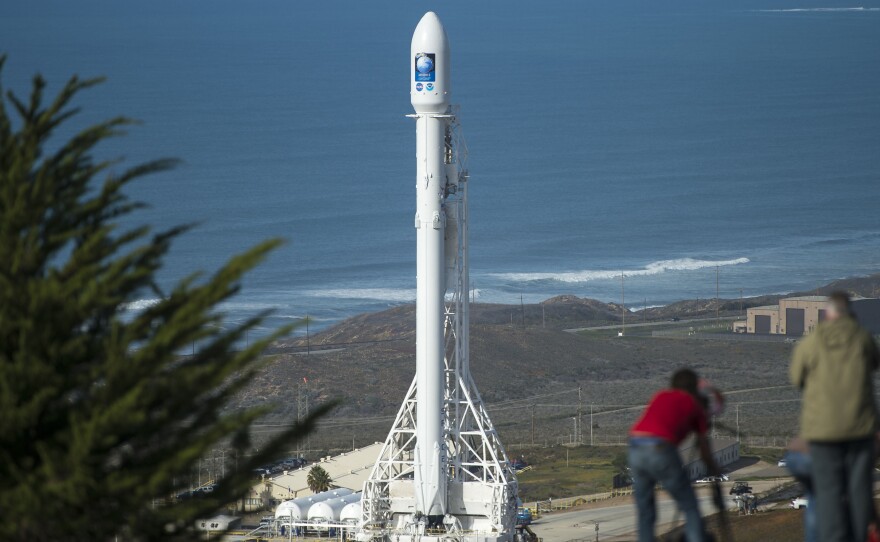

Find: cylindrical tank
<box><xmin>307</xmin><ymin>493</ymin><xmax>362</xmax><ymax>524</ymax></box>
<box><xmin>339</xmin><ymin>501</ymin><xmax>362</xmax><ymax>525</ymax></box>
<box><xmin>275</xmin><ymin>488</ymin><xmax>354</xmax><ymax>520</ymax></box>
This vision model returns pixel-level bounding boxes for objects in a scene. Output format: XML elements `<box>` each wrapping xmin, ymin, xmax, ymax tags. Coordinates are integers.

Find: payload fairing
<box><xmin>358</xmin><ymin>12</ymin><xmax>520</xmax><ymax>542</ymax></box>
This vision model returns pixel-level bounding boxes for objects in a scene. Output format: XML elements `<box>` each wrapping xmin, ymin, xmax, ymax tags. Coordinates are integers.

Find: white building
<box><xmin>251</xmin><ymin>443</ymin><xmax>383</xmax><ymax>504</ymax></box>
<box><xmin>679</xmin><ymin>437</ymin><xmax>740</xmax><ymax>480</ymax></box>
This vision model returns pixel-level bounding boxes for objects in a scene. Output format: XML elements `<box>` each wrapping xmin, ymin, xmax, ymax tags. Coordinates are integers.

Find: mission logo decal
<box><xmin>414</xmin><ymin>52</ymin><xmax>435</xmax><ymax>82</ymax></box>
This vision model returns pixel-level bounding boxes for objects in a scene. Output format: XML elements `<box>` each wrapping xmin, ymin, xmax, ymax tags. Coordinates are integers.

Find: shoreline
<box><xmin>276</xmin><ymin>272</ymin><xmax>880</xmax><ymax>344</ymax></box>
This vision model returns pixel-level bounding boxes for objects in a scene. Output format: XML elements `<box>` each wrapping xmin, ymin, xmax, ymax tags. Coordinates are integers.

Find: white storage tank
<box><xmin>275</xmin><ymin>488</ymin><xmax>354</xmax><ymax>521</ymax></box>
<box><xmin>307</xmin><ymin>493</ymin><xmax>362</xmax><ymax>524</ymax></box>
<box><xmin>339</xmin><ymin>501</ymin><xmax>361</xmax><ymax>525</ymax></box>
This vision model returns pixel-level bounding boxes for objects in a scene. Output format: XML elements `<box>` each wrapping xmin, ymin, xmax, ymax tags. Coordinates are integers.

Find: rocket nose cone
<box><xmin>416</xmin><ymin>11</ymin><xmax>443</xmax><ymax>33</ymax></box>
<box><xmin>412</xmin><ymin>11</ymin><xmax>449</xmax><ymax>51</ymax></box>
<box><xmin>411</xmin><ymin>11</ymin><xmax>450</xmax><ymax>112</ymax></box>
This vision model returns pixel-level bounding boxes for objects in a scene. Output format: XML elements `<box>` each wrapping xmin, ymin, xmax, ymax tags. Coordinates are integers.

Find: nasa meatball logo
<box><xmin>415</xmin><ymin>82</ymin><xmax>423</xmax><ymax>92</ymax></box>
<box><xmin>414</xmin><ymin>52</ymin><xmax>435</xmax><ymax>82</ymax></box>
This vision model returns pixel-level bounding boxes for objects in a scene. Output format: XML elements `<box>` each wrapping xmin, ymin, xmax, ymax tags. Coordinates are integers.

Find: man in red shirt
<box><xmin>628</xmin><ymin>368</ymin><xmax>720</xmax><ymax>542</ymax></box>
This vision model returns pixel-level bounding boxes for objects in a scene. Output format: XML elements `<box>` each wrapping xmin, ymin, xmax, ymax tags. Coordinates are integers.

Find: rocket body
<box><xmin>411</xmin><ymin>11</ymin><xmax>450</xmax><ymax>518</ymax></box>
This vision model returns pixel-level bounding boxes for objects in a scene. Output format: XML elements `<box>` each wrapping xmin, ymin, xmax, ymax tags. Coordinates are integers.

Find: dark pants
<box><xmin>810</xmin><ymin>438</ymin><xmax>874</xmax><ymax>542</ymax></box>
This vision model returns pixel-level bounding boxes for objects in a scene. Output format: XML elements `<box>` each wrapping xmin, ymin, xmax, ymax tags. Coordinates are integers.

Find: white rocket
<box><xmin>410</xmin><ymin>11</ymin><xmax>450</xmax><ymax>519</ymax></box>
<box><xmin>358</xmin><ymin>12</ymin><xmax>519</xmax><ymax>542</ymax></box>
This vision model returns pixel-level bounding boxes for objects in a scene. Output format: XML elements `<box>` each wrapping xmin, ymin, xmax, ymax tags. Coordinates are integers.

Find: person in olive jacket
<box><xmin>790</xmin><ymin>291</ymin><xmax>880</xmax><ymax>542</ymax></box>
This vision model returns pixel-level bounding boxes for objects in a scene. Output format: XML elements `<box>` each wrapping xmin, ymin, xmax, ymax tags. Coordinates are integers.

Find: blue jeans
<box><xmin>784</xmin><ymin>450</ymin><xmax>817</xmax><ymax>542</ymax></box>
<box><xmin>810</xmin><ymin>438</ymin><xmax>874</xmax><ymax>542</ymax></box>
<box><xmin>629</xmin><ymin>438</ymin><xmax>705</xmax><ymax>542</ymax></box>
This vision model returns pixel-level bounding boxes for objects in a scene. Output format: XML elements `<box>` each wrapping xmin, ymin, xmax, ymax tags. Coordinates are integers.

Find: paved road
<box><xmin>531</xmin><ymin>494</ymin><xmax>742</xmax><ymax>542</ymax></box>
<box><xmin>563</xmin><ymin>316</ymin><xmax>739</xmax><ymax>334</ymax></box>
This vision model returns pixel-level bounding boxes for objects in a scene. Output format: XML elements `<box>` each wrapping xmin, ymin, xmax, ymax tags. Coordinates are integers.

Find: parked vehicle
<box><xmin>175</xmin><ymin>490</ymin><xmax>194</xmax><ymax>501</ymax></box>
<box><xmin>777</xmin><ymin>459</ymin><xmax>787</xmax><ymax>468</ymax></box>
<box><xmin>790</xmin><ymin>496</ymin><xmax>808</xmax><ymax>509</ymax></box>
<box><xmin>729</xmin><ymin>482</ymin><xmax>753</xmax><ymax>495</ymax></box>
<box><xmin>515</xmin><ymin>508</ymin><xmax>533</xmax><ymax>526</ymax></box>
<box><xmin>695</xmin><ymin>474</ymin><xmax>730</xmax><ymax>484</ymax></box>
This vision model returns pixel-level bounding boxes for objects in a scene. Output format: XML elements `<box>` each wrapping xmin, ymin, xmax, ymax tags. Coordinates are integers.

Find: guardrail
<box><xmin>525</xmin><ymin>488</ymin><xmax>634</xmax><ymax>513</ymax></box>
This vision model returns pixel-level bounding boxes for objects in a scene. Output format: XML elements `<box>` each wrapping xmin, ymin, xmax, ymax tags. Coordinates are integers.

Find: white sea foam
<box><xmin>218</xmin><ymin>301</ymin><xmax>282</xmax><ymax>312</ymax></box>
<box><xmin>755</xmin><ymin>7</ymin><xmax>880</xmax><ymax>12</ymax></box>
<box><xmin>304</xmin><ymin>288</ymin><xmax>416</xmax><ymax>303</ymax></box>
<box><xmin>631</xmin><ymin>304</ymin><xmax>667</xmax><ymax>312</ymax></box>
<box><xmin>491</xmin><ymin>257</ymin><xmax>750</xmax><ymax>284</ymax></box>
<box><xmin>123</xmin><ymin>298</ymin><xmax>162</xmax><ymax>311</ymax></box>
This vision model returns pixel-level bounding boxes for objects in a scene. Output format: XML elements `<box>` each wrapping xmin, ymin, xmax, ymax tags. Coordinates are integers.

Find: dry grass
<box><xmin>663</xmin><ymin>508</ymin><xmax>806</xmax><ymax>542</ymax></box>
<box><xmin>512</xmin><ymin>445</ymin><xmax>627</xmax><ymax>502</ymax></box>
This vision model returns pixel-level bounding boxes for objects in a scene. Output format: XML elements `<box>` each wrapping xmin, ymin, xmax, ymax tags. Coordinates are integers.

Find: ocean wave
<box><xmin>631</xmin><ymin>304</ymin><xmax>667</xmax><ymax>312</ymax></box>
<box><xmin>491</xmin><ymin>257</ymin><xmax>750</xmax><ymax>284</ymax></box>
<box><xmin>304</xmin><ymin>288</ymin><xmax>416</xmax><ymax>302</ymax></box>
<box><xmin>755</xmin><ymin>7</ymin><xmax>880</xmax><ymax>12</ymax></box>
<box><xmin>217</xmin><ymin>300</ymin><xmax>282</xmax><ymax>312</ymax></box>
<box><xmin>273</xmin><ymin>314</ymin><xmax>335</xmax><ymax>322</ymax></box>
<box><xmin>123</xmin><ymin>298</ymin><xmax>162</xmax><ymax>311</ymax></box>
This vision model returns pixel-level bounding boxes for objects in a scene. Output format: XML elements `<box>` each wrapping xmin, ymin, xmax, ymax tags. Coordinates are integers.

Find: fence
<box><xmin>508</xmin><ymin>434</ymin><xmax>795</xmax><ymax>451</ymax></box>
<box><xmin>740</xmin><ymin>435</ymin><xmax>793</xmax><ymax>449</ymax></box>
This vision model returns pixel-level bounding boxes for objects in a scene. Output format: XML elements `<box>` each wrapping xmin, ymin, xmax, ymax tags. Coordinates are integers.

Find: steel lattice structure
<box><xmin>358</xmin><ymin>109</ymin><xmax>519</xmax><ymax>542</ymax></box>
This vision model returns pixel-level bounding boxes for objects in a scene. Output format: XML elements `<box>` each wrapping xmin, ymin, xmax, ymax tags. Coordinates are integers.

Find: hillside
<box><xmin>243</xmin><ymin>273</ymin><xmax>880</xmax><ymax>451</ymax></box>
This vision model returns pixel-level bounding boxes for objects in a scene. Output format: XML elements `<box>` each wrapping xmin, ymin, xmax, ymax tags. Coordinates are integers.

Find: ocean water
<box><xmin>2</xmin><ymin>1</ymin><xmax>879</xmax><ymax>336</ymax></box>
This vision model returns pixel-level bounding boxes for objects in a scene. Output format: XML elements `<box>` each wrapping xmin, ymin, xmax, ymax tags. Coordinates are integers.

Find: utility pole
<box><xmin>716</xmin><ymin>265</ymin><xmax>720</xmax><ymax>324</ymax></box>
<box><xmin>621</xmin><ymin>273</ymin><xmax>626</xmax><ymax>336</ymax></box>
<box><xmin>520</xmin><ymin>294</ymin><xmax>525</xmax><ymax>328</ymax></box>
<box><xmin>531</xmin><ymin>404</ymin><xmax>536</xmax><ymax>445</ymax></box>
<box><xmin>306</xmin><ymin>316</ymin><xmax>310</xmax><ymax>355</ymax></box>
<box><xmin>590</xmin><ymin>402</ymin><xmax>594</xmax><ymax>446</ymax></box>
<box><xmin>740</xmin><ymin>288</ymin><xmax>744</xmax><ymax>317</ymax></box>
<box><xmin>297</xmin><ymin>379</ymin><xmax>310</xmax><ymax>457</ymax></box>
<box><xmin>542</xmin><ymin>303</ymin><xmax>545</xmax><ymax>329</ymax></box>
<box><xmin>736</xmin><ymin>403</ymin><xmax>741</xmax><ymax>442</ymax></box>
<box><xmin>577</xmin><ymin>386</ymin><xmax>583</xmax><ymax>445</ymax></box>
